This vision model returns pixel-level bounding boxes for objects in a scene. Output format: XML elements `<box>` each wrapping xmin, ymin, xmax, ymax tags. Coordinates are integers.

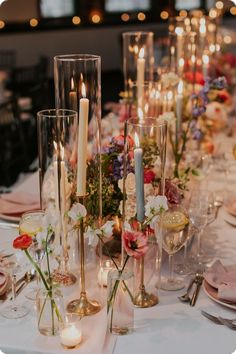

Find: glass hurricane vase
<box><xmin>54</xmin><ymin>54</ymin><xmax>102</xmax><ymax>316</ymax></box>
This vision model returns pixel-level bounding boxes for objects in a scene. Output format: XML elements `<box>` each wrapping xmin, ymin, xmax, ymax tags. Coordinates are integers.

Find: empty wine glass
<box><xmin>19</xmin><ymin>210</ymin><xmax>46</xmax><ymax>300</ymax></box>
<box><xmin>160</xmin><ymin>206</ymin><xmax>190</xmax><ymax>291</ymax></box>
<box><xmin>188</xmin><ymin>190</ymin><xmax>210</xmax><ymax>265</ymax></box>
<box><xmin>1</xmin><ymin>250</ymin><xmax>29</xmax><ymax>319</ymax></box>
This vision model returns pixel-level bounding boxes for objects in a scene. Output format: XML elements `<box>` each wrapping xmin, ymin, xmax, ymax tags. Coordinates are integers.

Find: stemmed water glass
<box><xmin>160</xmin><ymin>206</ymin><xmax>190</xmax><ymax>291</ymax></box>
<box><xmin>19</xmin><ymin>210</ymin><xmax>46</xmax><ymax>300</ymax></box>
<box><xmin>188</xmin><ymin>190</ymin><xmax>211</xmax><ymax>265</ymax></box>
<box><xmin>1</xmin><ymin>248</ymin><xmax>29</xmax><ymax>319</ymax></box>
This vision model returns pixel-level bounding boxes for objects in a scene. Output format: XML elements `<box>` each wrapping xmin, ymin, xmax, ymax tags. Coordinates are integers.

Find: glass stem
<box><xmin>169</xmin><ymin>255</ymin><xmax>174</xmax><ymax>282</ymax></box>
<box><xmin>11</xmin><ymin>274</ymin><xmax>16</xmax><ymax>302</ymax></box>
<box><xmin>197</xmin><ymin>229</ymin><xmax>203</xmax><ymax>257</ymax></box>
<box><xmin>184</xmin><ymin>241</ymin><xmax>188</xmax><ymax>261</ymax></box>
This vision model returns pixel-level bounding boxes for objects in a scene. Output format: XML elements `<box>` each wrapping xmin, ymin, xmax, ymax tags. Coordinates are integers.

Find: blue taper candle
<box><xmin>134</xmin><ymin>147</ymin><xmax>145</xmax><ymax>222</ymax></box>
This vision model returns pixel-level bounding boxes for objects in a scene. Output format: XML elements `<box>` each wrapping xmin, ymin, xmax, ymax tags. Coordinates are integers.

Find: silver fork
<box><xmin>201</xmin><ymin>310</ymin><xmax>236</xmax><ymax>329</ymax></box>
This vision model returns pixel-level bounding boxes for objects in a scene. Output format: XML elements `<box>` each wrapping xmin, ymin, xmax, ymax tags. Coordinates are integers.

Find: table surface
<box><xmin>1</xmin><ymin>143</ymin><xmax>236</xmax><ymax>354</ymax></box>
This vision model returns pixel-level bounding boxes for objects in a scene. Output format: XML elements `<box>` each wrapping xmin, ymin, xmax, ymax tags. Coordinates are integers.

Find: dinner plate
<box><xmin>203</xmin><ymin>280</ymin><xmax>236</xmax><ymax>311</ymax></box>
<box><xmin>0</xmin><ymin>213</ymin><xmax>20</xmax><ymax>223</ymax></box>
<box><xmin>224</xmin><ymin>198</ymin><xmax>236</xmax><ymax>217</ymax></box>
<box><xmin>222</xmin><ymin>208</ymin><xmax>236</xmax><ymax>227</ymax></box>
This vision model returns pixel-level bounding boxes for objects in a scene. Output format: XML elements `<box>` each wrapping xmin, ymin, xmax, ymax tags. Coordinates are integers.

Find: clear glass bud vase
<box><xmin>36</xmin><ymin>288</ymin><xmax>64</xmax><ymax>336</ymax></box>
<box><xmin>107</xmin><ymin>269</ymin><xmax>134</xmax><ymax>335</ymax></box>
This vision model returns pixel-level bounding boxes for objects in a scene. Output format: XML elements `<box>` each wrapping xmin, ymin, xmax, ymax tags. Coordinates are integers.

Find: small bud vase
<box><xmin>36</xmin><ymin>288</ymin><xmax>64</xmax><ymax>336</ymax></box>
<box><xmin>107</xmin><ymin>269</ymin><xmax>134</xmax><ymax>335</ymax></box>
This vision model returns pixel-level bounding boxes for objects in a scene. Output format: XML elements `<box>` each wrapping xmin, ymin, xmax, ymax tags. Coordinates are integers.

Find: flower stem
<box><xmin>24</xmin><ymin>250</ymin><xmax>49</xmax><ymax>291</ymax></box>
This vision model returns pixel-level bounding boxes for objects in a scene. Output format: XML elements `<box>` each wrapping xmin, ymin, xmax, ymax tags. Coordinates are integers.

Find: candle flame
<box><xmin>138</xmin><ymin>107</ymin><xmax>144</xmax><ymax>121</ymax></box>
<box><xmin>81</xmin><ymin>82</ymin><xmax>86</xmax><ymax>98</ymax></box>
<box><xmin>175</xmin><ymin>26</ymin><xmax>184</xmax><ymax>36</ymax></box>
<box><xmin>191</xmin><ymin>54</ymin><xmax>196</xmax><ymax>64</ymax></box>
<box><xmin>202</xmin><ymin>54</ymin><xmax>209</xmax><ymax>65</ymax></box>
<box><xmin>134</xmin><ymin>132</ymin><xmax>140</xmax><ymax>147</ymax></box>
<box><xmin>167</xmin><ymin>90</ymin><xmax>173</xmax><ymax>101</ymax></box>
<box><xmin>139</xmin><ymin>47</ymin><xmax>144</xmax><ymax>59</ymax></box>
<box><xmin>59</xmin><ymin>142</ymin><xmax>64</xmax><ymax>160</ymax></box>
<box><xmin>177</xmin><ymin>80</ymin><xmax>183</xmax><ymax>95</ymax></box>
<box><xmin>53</xmin><ymin>141</ymin><xmax>57</xmax><ymax>151</ymax></box>
<box><xmin>200</xmin><ymin>24</ymin><xmax>206</xmax><ymax>34</ymax></box>
<box><xmin>134</xmin><ymin>45</ymin><xmax>139</xmax><ymax>55</ymax></box>
<box><xmin>179</xmin><ymin>58</ymin><xmax>184</xmax><ymax>67</ymax></box>
<box><xmin>71</xmin><ymin>77</ymin><xmax>75</xmax><ymax>91</ymax></box>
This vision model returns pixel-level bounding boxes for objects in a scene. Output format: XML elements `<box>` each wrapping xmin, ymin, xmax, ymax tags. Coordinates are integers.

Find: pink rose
<box><xmin>123</xmin><ymin>231</ymin><xmax>148</xmax><ymax>259</ymax></box>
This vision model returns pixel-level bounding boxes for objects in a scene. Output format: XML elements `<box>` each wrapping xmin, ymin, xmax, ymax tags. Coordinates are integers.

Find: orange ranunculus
<box><xmin>13</xmin><ymin>234</ymin><xmax>32</xmax><ymax>250</ymax></box>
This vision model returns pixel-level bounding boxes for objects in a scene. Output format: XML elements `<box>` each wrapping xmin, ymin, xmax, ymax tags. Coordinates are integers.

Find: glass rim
<box><xmin>122</xmin><ymin>31</ymin><xmax>154</xmax><ymax>37</ymax></box>
<box><xmin>37</xmin><ymin>109</ymin><xmax>77</xmax><ymax>119</ymax></box>
<box><xmin>54</xmin><ymin>54</ymin><xmax>101</xmax><ymax>62</ymax></box>
<box><xmin>126</xmin><ymin>117</ymin><xmax>167</xmax><ymax>129</ymax></box>
<box><xmin>20</xmin><ymin>209</ymin><xmax>45</xmax><ymax>219</ymax></box>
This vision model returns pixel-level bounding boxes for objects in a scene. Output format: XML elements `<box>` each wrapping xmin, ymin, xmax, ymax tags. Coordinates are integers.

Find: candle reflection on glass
<box><xmin>98</xmin><ymin>260</ymin><xmax>113</xmax><ymax>287</ymax></box>
<box><xmin>69</xmin><ymin>77</ymin><xmax>77</xmax><ymax>111</ymax></box>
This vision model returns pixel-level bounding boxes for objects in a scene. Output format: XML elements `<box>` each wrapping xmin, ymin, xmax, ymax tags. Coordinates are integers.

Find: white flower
<box><xmin>84</xmin><ymin>226</ymin><xmax>101</xmax><ymax>246</ymax></box>
<box><xmin>145</xmin><ymin>195</ymin><xmax>168</xmax><ymax>219</ymax></box>
<box><xmin>68</xmin><ymin>203</ymin><xmax>87</xmax><ymax>222</ymax></box>
<box><xmin>161</xmin><ymin>72</ymin><xmax>179</xmax><ymax>88</ymax></box>
<box><xmin>101</xmin><ymin>220</ymin><xmax>115</xmax><ymax>238</ymax></box>
<box><xmin>118</xmin><ymin>172</ymin><xmax>136</xmax><ymax>196</ymax></box>
<box><xmin>119</xmin><ymin>195</ymin><xmax>137</xmax><ymax>220</ymax></box>
<box><xmin>159</xmin><ymin>112</ymin><xmax>176</xmax><ymax>125</ymax></box>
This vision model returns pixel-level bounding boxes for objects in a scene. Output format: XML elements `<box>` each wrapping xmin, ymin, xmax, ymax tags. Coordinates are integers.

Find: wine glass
<box><xmin>161</xmin><ymin>206</ymin><xmax>190</xmax><ymax>291</ymax></box>
<box><xmin>19</xmin><ymin>210</ymin><xmax>46</xmax><ymax>300</ymax></box>
<box><xmin>188</xmin><ymin>190</ymin><xmax>210</xmax><ymax>265</ymax></box>
<box><xmin>1</xmin><ymin>249</ymin><xmax>29</xmax><ymax>319</ymax></box>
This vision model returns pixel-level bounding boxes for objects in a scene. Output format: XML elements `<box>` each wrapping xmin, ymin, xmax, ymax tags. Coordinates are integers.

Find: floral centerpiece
<box><xmin>68</xmin><ymin>194</ymin><xmax>168</xmax><ymax>333</ymax></box>
<box><xmin>169</xmin><ymin>76</ymin><xmax>230</xmax><ymax>186</ymax></box>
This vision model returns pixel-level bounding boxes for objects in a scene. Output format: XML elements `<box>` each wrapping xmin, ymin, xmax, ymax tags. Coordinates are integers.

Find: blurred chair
<box><xmin>0</xmin><ymin>98</ymin><xmax>32</xmax><ymax>186</ymax></box>
<box><xmin>0</xmin><ymin>50</ymin><xmax>16</xmax><ymax>72</ymax></box>
<box><xmin>8</xmin><ymin>56</ymin><xmax>50</xmax><ymax>117</ymax></box>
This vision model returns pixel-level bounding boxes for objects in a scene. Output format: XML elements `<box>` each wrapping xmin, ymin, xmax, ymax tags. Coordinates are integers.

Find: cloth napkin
<box><xmin>0</xmin><ymin>270</ymin><xmax>10</xmax><ymax>296</ymax></box>
<box><xmin>0</xmin><ymin>191</ymin><xmax>40</xmax><ymax>216</ymax></box>
<box><xmin>204</xmin><ymin>260</ymin><xmax>236</xmax><ymax>302</ymax></box>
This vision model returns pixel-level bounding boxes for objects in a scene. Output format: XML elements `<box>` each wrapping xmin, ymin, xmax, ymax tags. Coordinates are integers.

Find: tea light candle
<box><xmin>98</xmin><ymin>260</ymin><xmax>113</xmax><ymax>287</ymax></box>
<box><xmin>60</xmin><ymin>324</ymin><xmax>82</xmax><ymax>348</ymax></box>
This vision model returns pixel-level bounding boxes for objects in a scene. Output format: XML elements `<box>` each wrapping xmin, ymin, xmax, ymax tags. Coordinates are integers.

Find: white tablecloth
<box><xmin>1</xmin><ymin>158</ymin><xmax>236</xmax><ymax>354</ymax></box>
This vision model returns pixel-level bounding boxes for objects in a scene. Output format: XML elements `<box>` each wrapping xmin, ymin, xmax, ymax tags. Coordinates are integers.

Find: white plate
<box><xmin>222</xmin><ymin>208</ymin><xmax>236</xmax><ymax>227</ymax></box>
<box><xmin>0</xmin><ymin>213</ymin><xmax>20</xmax><ymax>223</ymax></box>
<box><xmin>203</xmin><ymin>280</ymin><xmax>236</xmax><ymax>311</ymax></box>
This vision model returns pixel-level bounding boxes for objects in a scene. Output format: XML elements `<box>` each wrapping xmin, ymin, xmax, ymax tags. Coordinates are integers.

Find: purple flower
<box><xmin>192</xmin><ymin>128</ymin><xmax>203</xmax><ymax>141</ymax></box>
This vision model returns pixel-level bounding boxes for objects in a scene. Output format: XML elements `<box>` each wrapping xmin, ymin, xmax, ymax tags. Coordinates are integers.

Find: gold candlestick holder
<box><xmin>133</xmin><ymin>252</ymin><xmax>158</xmax><ymax>308</ymax></box>
<box><xmin>67</xmin><ymin>196</ymin><xmax>101</xmax><ymax>316</ymax></box>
